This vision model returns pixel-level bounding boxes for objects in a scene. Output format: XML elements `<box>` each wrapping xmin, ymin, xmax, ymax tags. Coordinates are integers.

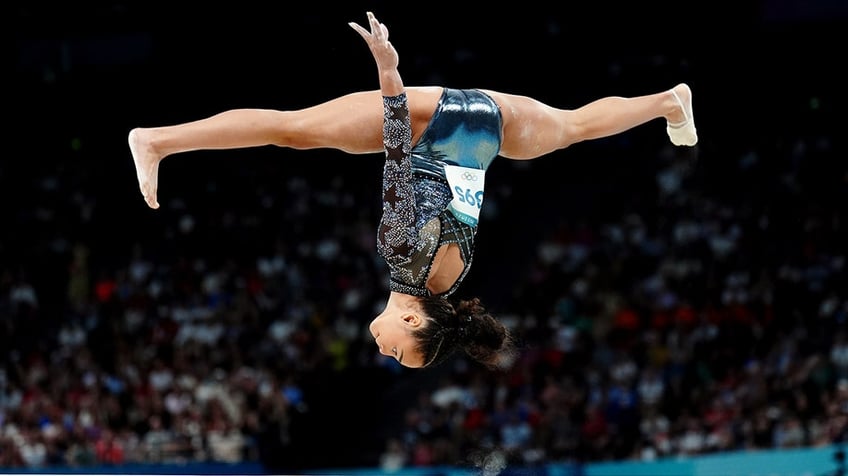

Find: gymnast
<box><xmin>128</xmin><ymin>11</ymin><xmax>697</xmax><ymax>370</ymax></box>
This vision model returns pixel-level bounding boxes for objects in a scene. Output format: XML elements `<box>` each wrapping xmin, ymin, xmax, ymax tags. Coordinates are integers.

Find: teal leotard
<box><xmin>377</xmin><ymin>88</ymin><xmax>503</xmax><ymax>297</ymax></box>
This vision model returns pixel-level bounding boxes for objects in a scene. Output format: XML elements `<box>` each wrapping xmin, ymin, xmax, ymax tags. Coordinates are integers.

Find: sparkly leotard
<box><xmin>377</xmin><ymin>88</ymin><xmax>503</xmax><ymax>297</ymax></box>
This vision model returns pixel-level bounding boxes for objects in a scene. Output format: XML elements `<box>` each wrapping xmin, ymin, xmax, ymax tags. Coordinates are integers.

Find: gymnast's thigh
<box><xmin>284</xmin><ymin>87</ymin><xmax>442</xmax><ymax>154</ymax></box>
<box><xmin>479</xmin><ymin>89</ymin><xmax>573</xmax><ymax>160</ymax></box>
<box><xmin>284</xmin><ymin>90</ymin><xmax>385</xmax><ymax>154</ymax></box>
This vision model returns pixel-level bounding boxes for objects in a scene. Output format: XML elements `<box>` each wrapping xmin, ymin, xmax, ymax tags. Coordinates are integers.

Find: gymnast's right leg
<box><xmin>128</xmin><ymin>91</ymin><xmax>385</xmax><ymax>209</ymax></box>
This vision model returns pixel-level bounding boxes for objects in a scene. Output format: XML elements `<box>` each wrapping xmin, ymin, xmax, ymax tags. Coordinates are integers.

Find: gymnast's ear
<box><xmin>401</xmin><ymin>312</ymin><xmax>423</xmax><ymax>327</ymax></box>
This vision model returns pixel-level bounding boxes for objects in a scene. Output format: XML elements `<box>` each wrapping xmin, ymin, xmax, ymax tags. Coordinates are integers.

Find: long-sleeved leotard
<box><xmin>377</xmin><ymin>88</ymin><xmax>503</xmax><ymax>297</ymax></box>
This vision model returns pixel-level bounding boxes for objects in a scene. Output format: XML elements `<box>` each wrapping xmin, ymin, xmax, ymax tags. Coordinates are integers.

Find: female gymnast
<box><xmin>128</xmin><ymin>12</ymin><xmax>697</xmax><ymax>370</ymax></box>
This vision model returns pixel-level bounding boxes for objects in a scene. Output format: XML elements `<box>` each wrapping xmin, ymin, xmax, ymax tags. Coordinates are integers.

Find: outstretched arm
<box><xmin>351</xmin><ymin>13</ymin><xmax>418</xmax><ymax>264</ymax></box>
<box><xmin>349</xmin><ymin>12</ymin><xmax>404</xmax><ymax>97</ymax></box>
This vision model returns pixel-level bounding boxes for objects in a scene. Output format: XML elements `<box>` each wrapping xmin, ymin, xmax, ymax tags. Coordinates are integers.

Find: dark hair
<box><xmin>411</xmin><ymin>295</ymin><xmax>517</xmax><ymax>370</ymax></box>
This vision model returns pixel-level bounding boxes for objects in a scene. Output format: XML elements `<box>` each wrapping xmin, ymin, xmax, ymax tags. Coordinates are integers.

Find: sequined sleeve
<box><xmin>376</xmin><ymin>93</ymin><xmax>417</xmax><ymax>263</ymax></box>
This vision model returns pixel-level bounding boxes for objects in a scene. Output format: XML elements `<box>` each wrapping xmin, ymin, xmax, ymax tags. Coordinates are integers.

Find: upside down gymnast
<box><xmin>128</xmin><ymin>11</ymin><xmax>698</xmax><ymax>370</ymax></box>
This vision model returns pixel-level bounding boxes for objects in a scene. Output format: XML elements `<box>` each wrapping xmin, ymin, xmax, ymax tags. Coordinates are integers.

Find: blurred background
<box><xmin>4</xmin><ymin>0</ymin><xmax>847</xmax><ymax>474</ymax></box>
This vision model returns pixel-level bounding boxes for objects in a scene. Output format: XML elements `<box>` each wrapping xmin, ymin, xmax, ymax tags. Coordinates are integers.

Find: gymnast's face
<box><xmin>369</xmin><ymin>310</ymin><xmax>425</xmax><ymax>368</ymax></box>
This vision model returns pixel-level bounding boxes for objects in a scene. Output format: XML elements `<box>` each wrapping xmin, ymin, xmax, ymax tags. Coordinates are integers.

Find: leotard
<box><xmin>377</xmin><ymin>88</ymin><xmax>503</xmax><ymax>297</ymax></box>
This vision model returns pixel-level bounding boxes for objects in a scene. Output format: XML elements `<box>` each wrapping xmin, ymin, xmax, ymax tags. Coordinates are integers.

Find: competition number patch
<box><xmin>445</xmin><ymin>165</ymin><xmax>485</xmax><ymax>227</ymax></box>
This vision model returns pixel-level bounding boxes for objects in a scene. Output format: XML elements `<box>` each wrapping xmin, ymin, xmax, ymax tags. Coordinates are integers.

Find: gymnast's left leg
<box><xmin>486</xmin><ymin>83</ymin><xmax>696</xmax><ymax>161</ymax></box>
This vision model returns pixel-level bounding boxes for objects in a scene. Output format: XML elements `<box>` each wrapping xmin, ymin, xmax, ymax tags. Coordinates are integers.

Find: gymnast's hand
<box><xmin>349</xmin><ymin>12</ymin><xmax>402</xmax><ymax>94</ymax></box>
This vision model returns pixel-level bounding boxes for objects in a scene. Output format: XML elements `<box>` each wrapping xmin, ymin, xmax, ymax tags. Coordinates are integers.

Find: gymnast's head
<box><xmin>369</xmin><ymin>293</ymin><xmax>517</xmax><ymax>369</ymax></box>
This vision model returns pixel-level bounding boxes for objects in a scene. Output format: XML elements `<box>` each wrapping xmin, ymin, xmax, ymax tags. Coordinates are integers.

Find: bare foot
<box><xmin>666</xmin><ymin>83</ymin><xmax>697</xmax><ymax>146</ymax></box>
<box><xmin>128</xmin><ymin>128</ymin><xmax>161</xmax><ymax>209</ymax></box>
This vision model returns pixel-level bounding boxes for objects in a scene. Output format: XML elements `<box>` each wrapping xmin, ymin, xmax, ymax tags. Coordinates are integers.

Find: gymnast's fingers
<box><xmin>348</xmin><ymin>20</ymin><xmax>369</xmax><ymax>40</ymax></box>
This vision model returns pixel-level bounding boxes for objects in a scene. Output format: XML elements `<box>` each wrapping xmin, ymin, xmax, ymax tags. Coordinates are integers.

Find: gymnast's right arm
<box><xmin>348</xmin><ymin>11</ymin><xmax>403</xmax><ymax>96</ymax></box>
<box><xmin>350</xmin><ymin>12</ymin><xmax>417</xmax><ymax>262</ymax></box>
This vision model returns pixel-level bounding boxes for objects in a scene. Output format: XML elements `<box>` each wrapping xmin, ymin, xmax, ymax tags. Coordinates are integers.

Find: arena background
<box><xmin>5</xmin><ymin>1</ymin><xmax>847</xmax><ymax>475</ymax></box>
